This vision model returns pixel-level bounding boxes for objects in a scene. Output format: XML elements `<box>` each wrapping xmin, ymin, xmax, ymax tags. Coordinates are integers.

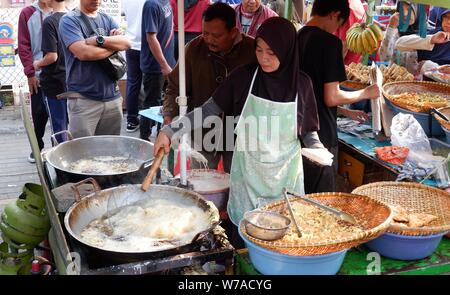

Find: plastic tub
<box><xmin>365</xmin><ymin>232</ymin><xmax>447</xmax><ymax>260</ymax></box>
<box><xmin>239</xmin><ymin>224</ymin><xmax>347</xmax><ymax>275</ymax></box>
<box><xmin>385</xmin><ymin>99</ymin><xmax>443</xmax><ymax>137</ymax></box>
<box><xmin>442</xmin><ymin>126</ymin><xmax>450</xmax><ymax>144</ymax></box>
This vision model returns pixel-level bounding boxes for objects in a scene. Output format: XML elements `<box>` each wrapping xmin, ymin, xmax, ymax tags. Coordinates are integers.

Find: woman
<box><xmin>396</xmin><ymin>9</ymin><xmax>450</xmax><ymax>68</ymax></box>
<box><xmin>379</xmin><ymin>1</ymin><xmax>419</xmax><ymax>74</ymax></box>
<box><xmin>154</xmin><ymin>17</ymin><xmax>328</xmax><ymax>231</ymax></box>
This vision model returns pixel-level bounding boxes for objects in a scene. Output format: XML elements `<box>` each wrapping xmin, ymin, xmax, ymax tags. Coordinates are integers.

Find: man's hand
<box><xmin>345</xmin><ymin>109</ymin><xmax>369</xmax><ymax>123</ymax></box>
<box><xmin>110</xmin><ymin>28</ymin><xmax>124</xmax><ymax>36</ymax></box>
<box><xmin>363</xmin><ymin>84</ymin><xmax>381</xmax><ymax>99</ymax></box>
<box><xmin>27</xmin><ymin>76</ymin><xmax>40</xmax><ymax>95</ymax></box>
<box><xmin>154</xmin><ymin>132</ymin><xmax>171</xmax><ymax>156</ymax></box>
<box><xmin>389</xmin><ymin>13</ymin><xmax>400</xmax><ymax>28</ymax></box>
<box><xmin>161</xmin><ymin>64</ymin><xmax>172</xmax><ymax>76</ymax></box>
<box><xmin>431</xmin><ymin>31</ymin><xmax>450</xmax><ymax>44</ymax></box>
<box><xmin>33</xmin><ymin>60</ymin><xmax>41</xmax><ymax>71</ymax></box>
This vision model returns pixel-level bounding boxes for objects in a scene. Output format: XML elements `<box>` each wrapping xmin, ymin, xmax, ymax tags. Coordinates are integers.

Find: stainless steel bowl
<box><xmin>244</xmin><ymin>210</ymin><xmax>291</xmax><ymax>241</ymax></box>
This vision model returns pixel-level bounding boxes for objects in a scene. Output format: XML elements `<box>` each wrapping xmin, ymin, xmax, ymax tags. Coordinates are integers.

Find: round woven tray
<box><xmin>240</xmin><ymin>192</ymin><xmax>393</xmax><ymax>256</ymax></box>
<box><xmin>340</xmin><ymin>80</ymin><xmax>368</xmax><ymax>91</ymax></box>
<box><xmin>382</xmin><ymin>81</ymin><xmax>450</xmax><ymax>113</ymax></box>
<box><xmin>352</xmin><ymin>182</ymin><xmax>450</xmax><ymax>236</ymax></box>
<box><xmin>433</xmin><ymin>107</ymin><xmax>450</xmax><ymax>131</ymax></box>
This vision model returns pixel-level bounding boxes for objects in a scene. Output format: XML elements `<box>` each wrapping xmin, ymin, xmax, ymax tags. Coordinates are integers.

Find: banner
<box><xmin>0</xmin><ymin>22</ymin><xmax>15</xmax><ymax>67</ymax></box>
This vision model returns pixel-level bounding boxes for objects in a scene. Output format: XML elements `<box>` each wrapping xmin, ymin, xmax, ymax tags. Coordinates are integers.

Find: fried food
<box><xmin>278</xmin><ymin>201</ymin><xmax>363</xmax><ymax>243</ymax></box>
<box><xmin>390</xmin><ymin>205</ymin><xmax>437</xmax><ymax>228</ymax></box>
<box><xmin>390</xmin><ymin>92</ymin><xmax>449</xmax><ymax>113</ymax></box>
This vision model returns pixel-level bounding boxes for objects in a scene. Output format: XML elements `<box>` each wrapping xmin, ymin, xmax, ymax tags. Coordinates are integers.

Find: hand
<box><xmin>364</xmin><ymin>84</ymin><xmax>381</xmax><ymax>99</ymax></box>
<box><xmin>388</xmin><ymin>12</ymin><xmax>400</xmax><ymax>28</ymax></box>
<box><xmin>161</xmin><ymin>64</ymin><xmax>172</xmax><ymax>76</ymax></box>
<box><xmin>430</xmin><ymin>31</ymin><xmax>450</xmax><ymax>44</ymax></box>
<box><xmin>163</xmin><ymin>116</ymin><xmax>173</xmax><ymax>126</ymax></box>
<box><xmin>437</xmin><ymin>65</ymin><xmax>450</xmax><ymax>74</ymax></box>
<box><xmin>27</xmin><ymin>76</ymin><xmax>40</xmax><ymax>95</ymax></box>
<box><xmin>110</xmin><ymin>28</ymin><xmax>123</xmax><ymax>36</ymax></box>
<box><xmin>33</xmin><ymin>60</ymin><xmax>41</xmax><ymax>71</ymax></box>
<box><xmin>154</xmin><ymin>132</ymin><xmax>171</xmax><ymax>156</ymax></box>
<box><xmin>345</xmin><ymin>109</ymin><xmax>369</xmax><ymax>123</ymax></box>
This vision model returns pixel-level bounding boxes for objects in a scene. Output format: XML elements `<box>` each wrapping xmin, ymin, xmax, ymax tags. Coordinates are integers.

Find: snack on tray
<box><xmin>389</xmin><ymin>92</ymin><xmax>449</xmax><ymax>113</ymax></box>
<box><xmin>279</xmin><ymin>201</ymin><xmax>363</xmax><ymax>243</ymax></box>
<box><xmin>345</xmin><ymin>63</ymin><xmax>414</xmax><ymax>85</ymax></box>
<box><xmin>391</xmin><ymin>205</ymin><xmax>437</xmax><ymax>228</ymax></box>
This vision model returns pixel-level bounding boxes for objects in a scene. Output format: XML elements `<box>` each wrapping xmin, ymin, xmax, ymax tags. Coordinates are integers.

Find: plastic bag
<box><xmin>390</xmin><ymin>113</ymin><xmax>432</xmax><ymax>163</ymax></box>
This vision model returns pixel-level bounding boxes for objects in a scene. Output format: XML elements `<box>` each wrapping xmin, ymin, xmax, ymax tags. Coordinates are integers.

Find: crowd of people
<box><xmin>17</xmin><ymin>0</ymin><xmax>449</xmax><ymax>245</ymax></box>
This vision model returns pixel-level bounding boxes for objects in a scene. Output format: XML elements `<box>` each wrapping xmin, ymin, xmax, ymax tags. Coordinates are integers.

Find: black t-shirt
<box><xmin>40</xmin><ymin>12</ymin><xmax>66</xmax><ymax>97</ymax></box>
<box><xmin>297</xmin><ymin>26</ymin><xmax>347</xmax><ymax>148</ymax></box>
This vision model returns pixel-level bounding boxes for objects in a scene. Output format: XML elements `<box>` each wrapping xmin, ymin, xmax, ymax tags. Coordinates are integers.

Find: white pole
<box><xmin>177</xmin><ymin>0</ymin><xmax>188</xmax><ymax>186</ymax></box>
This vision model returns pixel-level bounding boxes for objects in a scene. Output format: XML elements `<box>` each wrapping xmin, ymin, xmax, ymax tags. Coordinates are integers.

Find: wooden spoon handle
<box><xmin>141</xmin><ymin>148</ymin><xmax>165</xmax><ymax>192</ymax></box>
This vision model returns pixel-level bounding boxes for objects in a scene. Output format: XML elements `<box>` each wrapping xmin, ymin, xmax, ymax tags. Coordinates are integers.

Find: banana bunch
<box><xmin>346</xmin><ymin>23</ymin><xmax>383</xmax><ymax>55</ymax></box>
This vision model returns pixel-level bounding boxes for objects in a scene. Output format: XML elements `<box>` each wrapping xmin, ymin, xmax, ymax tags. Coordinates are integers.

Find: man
<box><xmin>18</xmin><ymin>0</ymin><xmax>52</xmax><ymax>163</ymax></box>
<box><xmin>33</xmin><ymin>0</ymin><xmax>68</xmax><ymax>145</ymax></box>
<box><xmin>234</xmin><ymin>0</ymin><xmax>277</xmax><ymax>38</ymax></box>
<box><xmin>163</xmin><ymin>2</ymin><xmax>257</xmax><ymax>172</ymax></box>
<box><xmin>59</xmin><ymin>0</ymin><xmax>131</xmax><ymax>138</ymax></box>
<box><xmin>297</xmin><ymin>0</ymin><xmax>380</xmax><ymax>193</ymax></box>
<box><xmin>140</xmin><ymin>0</ymin><xmax>176</xmax><ymax>141</ymax></box>
<box><xmin>122</xmin><ymin>0</ymin><xmax>147</xmax><ymax>132</ymax></box>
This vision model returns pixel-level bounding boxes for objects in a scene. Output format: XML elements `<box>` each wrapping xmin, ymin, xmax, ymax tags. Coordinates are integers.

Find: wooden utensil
<box><xmin>141</xmin><ymin>148</ymin><xmax>165</xmax><ymax>192</ymax></box>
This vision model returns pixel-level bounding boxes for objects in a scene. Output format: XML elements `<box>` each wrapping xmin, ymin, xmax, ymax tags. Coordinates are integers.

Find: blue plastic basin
<box><xmin>365</xmin><ymin>231</ymin><xmax>447</xmax><ymax>260</ymax></box>
<box><xmin>239</xmin><ymin>224</ymin><xmax>347</xmax><ymax>275</ymax></box>
<box><xmin>385</xmin><ymin>99</ymin><xmax>444</xmax><ymax>137</ymax></box>
<box><xmin>443</xmin><ymin>126</ymin><xmax>450</xmax><ymax>144</ymax></box>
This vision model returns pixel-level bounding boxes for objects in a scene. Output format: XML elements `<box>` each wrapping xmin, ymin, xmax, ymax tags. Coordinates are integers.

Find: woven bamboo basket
<box><xmin>382</xmin><ymin>81</ymin><xmax>450</xmax><ymax>113</ymax></box>
<box><xmin>240</xmin><ymin>192</ymin><xmax>393</xmax><ymax>256</ymax></box>
<box><xmin>433</xmin><ymin>107</ymin><xmax>450</xmax><ymax>131</ymax></box>
<box><xmin>352</xmin><ymin>182</ymin><xmax>450</xmax><ymax>236</ymax></box>
<box><xmin>340</xmin><ymin>80</ymin><xmax>368</xmax><ymax>91</ymax></box>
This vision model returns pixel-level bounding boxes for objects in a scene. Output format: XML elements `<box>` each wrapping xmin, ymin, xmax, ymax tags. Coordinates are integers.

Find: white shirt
<box><xmin>121</xmin><ymin>0</ymin><xmax>147</xmax><ymax>51</ymax></box>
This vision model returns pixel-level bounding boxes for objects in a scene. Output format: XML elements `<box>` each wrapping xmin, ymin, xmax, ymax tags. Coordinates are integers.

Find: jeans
<box><xmin>174</xmin><ymin>32</ymin><xmax>200</xmax><ymax>61</ymax></box>
<box><xmin>140</xmin><ymin>73</ymin><xmax>164</xmax><ymax>139</ymax></box>
<box><xmin>30</xmin><ymin>87</ymin><xmax>49</xmax><ymax>150</ymax></box>
<box><xmin>43</xmin><ymin>94</ymin><xmax>68</xmax><ymax>145</ymax></box>
<box><xmin>125</xmin><ymin>49</ymin><xmax>142</xmax><ymax>124</ymax></box>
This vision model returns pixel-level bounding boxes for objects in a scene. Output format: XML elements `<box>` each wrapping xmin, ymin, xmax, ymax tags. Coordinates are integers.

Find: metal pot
<box><xmin>44</xmin><ymin>131</ymin><xmax>154</xmax><ymax>188</ymax></box>
<box><xmin>64</xmin><ymin>179</ymin><xmax>220</xmax><ymax>263</ymax></box>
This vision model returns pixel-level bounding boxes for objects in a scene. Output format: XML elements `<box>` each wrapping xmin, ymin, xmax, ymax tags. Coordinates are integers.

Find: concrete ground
<box><xmin>0</xmin><ymin>105</ymin><xmax>148</xmax><ymax>213</ymax></box>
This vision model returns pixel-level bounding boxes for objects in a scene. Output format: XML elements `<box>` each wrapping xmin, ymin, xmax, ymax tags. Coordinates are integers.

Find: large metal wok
<box><xmin>64</xmin><ymin>179</ymin><xmax>220</xmax><ymax>264</ymax></box>
<box><xmin>44</xmin><ymin>132</ymin><xmax>154</xmax><ymax>188</ymax></box>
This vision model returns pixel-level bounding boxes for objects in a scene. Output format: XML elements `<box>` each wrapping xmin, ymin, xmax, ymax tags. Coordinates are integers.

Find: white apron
<box><xmin>227</xmin><ymin>68</ymin><xmax>304</xmax><ymax>225</ymax></box>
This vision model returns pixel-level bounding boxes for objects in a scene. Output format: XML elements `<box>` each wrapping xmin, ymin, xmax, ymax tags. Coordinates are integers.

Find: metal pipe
<box><xmin>177</xmin><ymin>0</ymin><xmax>188</xmax><ymax>186</ymax></box>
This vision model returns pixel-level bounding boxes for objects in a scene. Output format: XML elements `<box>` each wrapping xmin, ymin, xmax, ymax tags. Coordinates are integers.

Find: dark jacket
<box><xmin>163</xmin><ymin>33</ymin><xmax>257</xmax><ymax>118</ymax></box>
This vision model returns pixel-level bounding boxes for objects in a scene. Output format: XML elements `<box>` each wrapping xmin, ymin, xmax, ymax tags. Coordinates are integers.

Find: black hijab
<box><xmin>213</xmin><ymin>17</ymin><xmax>319</xmax><ymax>136</ymax></box>
<box><xmin>251</xmin><ymin>17</ymin><xmax>300</xmax><ymax>102</ymax></box>
<box><xmin>397</xmin><ymin>1</ymin><xmax>420</xmax><ymax>37</ymax></box>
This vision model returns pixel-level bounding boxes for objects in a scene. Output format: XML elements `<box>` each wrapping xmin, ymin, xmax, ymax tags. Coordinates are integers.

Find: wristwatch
<box><xmin>95</xmin><ymin>35</ymin><xmax>105</xmax><ymax>47</ymax></box>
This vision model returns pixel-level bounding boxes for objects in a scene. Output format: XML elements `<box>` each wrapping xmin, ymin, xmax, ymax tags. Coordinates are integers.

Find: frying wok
<box><xmin>44</xmin><ymin>132</ymin><xmax>154</xmax><ymax>188</ymax></box>
<box><xmin>64</xmin><ymin>178</ymin><xmax>220</xmax><ymax>264</ymax></box>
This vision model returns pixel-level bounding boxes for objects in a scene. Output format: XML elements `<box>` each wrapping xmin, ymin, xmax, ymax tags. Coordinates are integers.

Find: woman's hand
<box><xmin>430</xmin><ymin>31</ymin><xmax>450</xmax><ymax>44</ymax></box>
<box><xmin>437</xmin><ymin>65</ymin><xmax>450</xmax><ymax>74</ymax></box>
<box><xmin>388</xmin><ymin>13</ymin><xmax>400</xmax><ymax>28</ymax></box>
<box><xmin>154</xmin><ymin>132</ymin><xmax>171</xmax><ymax>156</ymax></box>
